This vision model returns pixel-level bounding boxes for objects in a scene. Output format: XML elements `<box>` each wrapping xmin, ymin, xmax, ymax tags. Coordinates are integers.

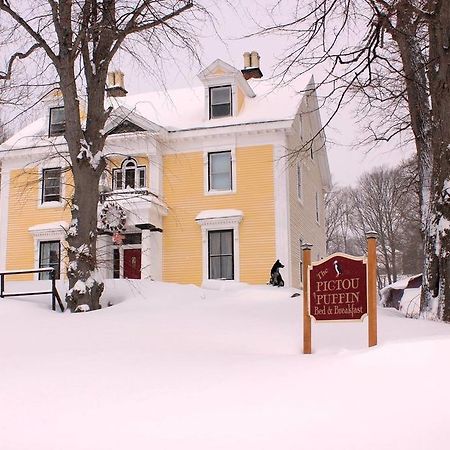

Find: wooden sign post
<box><xmin>302</xmin><ymin>243</ymin><xmax>313</xmax><ymax>354</ymax></box>
<box><xmin>366</xmin><ymin>231</ymin><xmax>378</xmax><ymax>347</ymax></box>
<box><xmin>302</xmin><ymin>233</ymin><xmax>378</xmax><ymax>354</ymax></box>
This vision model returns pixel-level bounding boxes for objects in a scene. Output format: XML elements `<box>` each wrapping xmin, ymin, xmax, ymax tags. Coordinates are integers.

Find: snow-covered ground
<box><xmin>1</xmin><ymin>279</ymin><xmax>450</xmax><ymax>450</ymax></box>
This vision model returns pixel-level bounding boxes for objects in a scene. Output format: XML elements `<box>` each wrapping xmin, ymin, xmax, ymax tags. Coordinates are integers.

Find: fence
<box><xmin>0</xmin><ymin>268</ymin><xmax>65</xmax><ymax>312</ymax></box>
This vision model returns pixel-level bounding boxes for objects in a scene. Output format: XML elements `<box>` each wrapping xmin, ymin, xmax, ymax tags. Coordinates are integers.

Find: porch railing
<box><xmin>0</xmin><ymin>268</ymin><xmax>65</xmax><ymax>312</ymax></box>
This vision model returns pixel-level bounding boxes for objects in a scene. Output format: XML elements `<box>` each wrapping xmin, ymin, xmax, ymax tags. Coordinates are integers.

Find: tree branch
<box><xmin>0</xmin><ymin>43</ymin><xmax>41</xmax><ymax>80</ymax></box>
<box><xmin>0</xmin><ymin>1</ymin><xmax>58</xmax><ymax>63</ymax></box>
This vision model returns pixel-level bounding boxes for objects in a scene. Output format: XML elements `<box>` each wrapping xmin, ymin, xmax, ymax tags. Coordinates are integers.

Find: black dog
<box><xmin>269</xmin><ymin>259</ymin><xmax>285</xmax><ymax>287</ymax></box>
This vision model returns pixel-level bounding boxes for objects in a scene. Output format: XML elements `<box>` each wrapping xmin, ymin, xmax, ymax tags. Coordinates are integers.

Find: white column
<box><xmin>149</xmin><ymin>154</ymin><xmax>162</xmax><ymax>196</ymax></box>
<box><xmin>97</xmin><ymin>234</ymin><xmax>112</xmax><ymax>279</ymax></box>
<box><xmin>141</xmin><ymin>228</ymin><xmax>152</xmax><ymax>279</ymax></box>
<box><xmin>273</xmin><ymin>143</ymin><xmax>291</xmax><ymax>287</ymax></box>
<box><xmin>0</xmin><ymin>164</ymin><xmax>11</xmax><ymax>271</ymax></box>
<box><xmin>151</xmin><ymin>231</ymin><xmax>163</xmax><ymax>281</ymax></box>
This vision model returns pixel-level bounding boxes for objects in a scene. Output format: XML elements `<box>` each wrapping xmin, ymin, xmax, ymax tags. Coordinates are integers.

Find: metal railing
<box><xmin>0</xmin><ymin>268</ymin><xmax>65</xmax><ymax>312</ymax></box>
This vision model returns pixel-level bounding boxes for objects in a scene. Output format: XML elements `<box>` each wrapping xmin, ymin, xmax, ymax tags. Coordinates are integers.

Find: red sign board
<box><xmin>308</xmin><ymin>254</ymin><xmax>368</xmax><ymax>321</ymax></box>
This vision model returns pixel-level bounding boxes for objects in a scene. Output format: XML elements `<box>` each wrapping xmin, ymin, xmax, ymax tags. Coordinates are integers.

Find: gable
<box><xmin>198</xmin><ymin>59</ymin><xmax>255</xmax><ymax>99</ymax></box>
<box><xmin>107</xmin><ymin>119</ymin><xmax>146</xmax><ymax>135</ymax></box>
<box><xmin>103</xmin><ymin>106</ymin><xmax>163</xmax><ymax>136</ymax></box>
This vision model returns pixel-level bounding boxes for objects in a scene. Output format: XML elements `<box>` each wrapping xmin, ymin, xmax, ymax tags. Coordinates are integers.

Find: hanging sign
<box><xmin>308</xmin><ymin>253</ymin><xmax>368</xmax><ymax>322</ymax></box>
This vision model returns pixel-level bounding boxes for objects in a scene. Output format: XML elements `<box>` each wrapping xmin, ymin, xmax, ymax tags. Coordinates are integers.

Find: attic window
<box><xmin>209</xmin><ymin>86</ymin><xmax>231</xmax><ymax>119</ymax></box>
<box><xmin>108</xmin><ymin>120</ymin><xmax>145</xmax><ymax>135</ymax></box>
<box><xmin>49</xmin><ymin>107</ymin><xmax>65</xmax><ymax>136</ymax></box>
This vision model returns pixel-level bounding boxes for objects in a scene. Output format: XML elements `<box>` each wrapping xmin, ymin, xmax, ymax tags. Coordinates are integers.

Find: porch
<box><xmin>97</xmin><ymin>189</ymin><xmax>167</xmax><ymax>280</ymax></box>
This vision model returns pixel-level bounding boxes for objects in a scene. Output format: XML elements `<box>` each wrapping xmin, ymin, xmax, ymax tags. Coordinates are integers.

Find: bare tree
<box><xmin>325</xmin><ymin>187</ymin><xmax>356</xmax><ymax>254</ymax></box>
<box><xmin>326</xmin><ymin>160</ymin><xmax>421</xmax><ymax>286</ymax></box>
<box><xmin>0</xmin><ymin>0</ymin><xmax>204</xmax><ymax>312</ymax></box>
<box><xmin>351</xmin><ymin>166</ymin><xmax>417</xmax><ymax>284</ymax></box>
<box><xmin>258</xmin><ymin>0</ymin><xmax>450</xmax><ymax>320</ymax></box>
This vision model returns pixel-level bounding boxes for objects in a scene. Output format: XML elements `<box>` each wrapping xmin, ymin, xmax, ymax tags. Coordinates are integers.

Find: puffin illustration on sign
<box><xmin>308</xmin><ymin>253</ymin><xmax>368</xmax><ymax>322</ymax></box>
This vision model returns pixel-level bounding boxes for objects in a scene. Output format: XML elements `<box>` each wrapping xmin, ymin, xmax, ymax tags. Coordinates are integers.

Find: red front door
<box><xmin>123</xmin><ymin>249</ymin><xmax>141</xmax><ymax>279</ymax></box>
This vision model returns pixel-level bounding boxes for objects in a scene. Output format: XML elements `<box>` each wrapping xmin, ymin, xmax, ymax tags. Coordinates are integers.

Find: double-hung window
<box><xmin>39</xmin><ymin>241</ymin><xmax>61</xmax><ymax>280</ymax></box>
<box><xmin>208</xmin><ymin>151</ymin><xmax>232</xmax><ymax>191</ymax></box>
<box><xmin>42</xmin><ymin>168</ymin><xmax>62</xmax><ymax>203</ymax></box>
<box><xmin>49</xmin><ymin>107</ymin><xmax>65</xmax><ymax>136</ymax></box>
<box><xmin>208</xmin><ymin>230</ymin><xmax>234</xmax><ymax>280</ymax></box>
<box><xmin>209</xmin><ymin>86</ymin><xmax>232</xmax><ymax>119</ymax></box>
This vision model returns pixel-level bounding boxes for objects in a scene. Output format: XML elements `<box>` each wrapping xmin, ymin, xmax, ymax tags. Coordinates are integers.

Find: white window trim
<box><xmin>203</xmin><ymin>77</ymin><xmax>238</xmax><ymax>120</ymax></box>
<box><xmin>209</xmin><ymin>85</ymin><xmax>232</xmax><ymax>119</ymax></box>
<box><xmin>29</xmin><ymin>222</ymin><xmax>67</xmax><ymax>280</ymax></box>
<box><xmin>38</xmin><ymin>165</ymin><xmax>66</xmax><ymax>209</ymax></box>
<box><xmin>296</xmin><ymin>162</ymin><xmax>303</xmax><ymax>204</ymax></box>
<box><xmin>195</xmin><ymin>212</ymin><xmax>243</xmax><ymax>284</ymax></box>
<box><xmin>49</xmin><ymin>106</ymin><xmax>65</xmax><ymax>137</ymax></box>
<box><xmin>112</xmin><ymin>158</ymin><xmax>147</xmax><ymax>191</ymax></box>
<box><xmin>203</xmin><ymin>147</ymin><xmax>236</xmax><ymax>196</ymax></box>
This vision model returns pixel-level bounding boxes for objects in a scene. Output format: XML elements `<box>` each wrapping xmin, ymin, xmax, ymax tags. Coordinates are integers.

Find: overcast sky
<box><xmin>116</xmin><ymin>0</ymin><xmax>414</xmax><ymax>187</ymax></box>
<box><xmin>0</xmin><ymin>1</ymin><xmax>414</xmax><ymax>186</ymax></box>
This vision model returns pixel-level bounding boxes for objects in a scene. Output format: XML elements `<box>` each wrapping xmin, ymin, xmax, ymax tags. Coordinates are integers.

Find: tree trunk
<box><xmin>391</xmin><ymin>2</ymin><xmax>433</xmax><ymax>309</ymax></box>
<box><xmin>392</xmin><ymin>1</ymin><xmax>450</xmax><ymax>320</ymax></box>
<box><xmin>426</xmin><ymin>0</ymin><xmax>450</xmax><ymax>320</ymax></box>
<box><xmin>66</xmin><ymin>166</ymin><xmax>104</xmax><ymax>312</ymax></box>
<box><xmin>58</xmin><ymin>69</ymin><xmax>106</xmax><ymax>312</ymax></box>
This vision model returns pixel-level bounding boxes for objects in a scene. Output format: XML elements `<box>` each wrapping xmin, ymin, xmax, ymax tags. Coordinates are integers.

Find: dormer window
<box><xmin>49</xmin><ymin>106</ymin><xmax>65</xmax><ymax>136</ymax></box>
<box><xmin>198</xmin><ymin>59</ymin><xmax>256</xmax><ymax>122</ymax></box>
<box><xmin>112</xmin><ymin>158</ymin><xmax>146</xmax><ymax>190</ymax></box>
<box><xmin>209</xmin><ymin>86</ymin><xmax>232</xmax><ymax>119</ymax></box>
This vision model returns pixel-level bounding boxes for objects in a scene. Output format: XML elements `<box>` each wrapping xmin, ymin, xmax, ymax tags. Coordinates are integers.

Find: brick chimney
<box><xmin>106</xmin><ymin>71</ymin><xmax>128</xmax><ymax>97</ymax></box>
<box><xmin>241</xmin><ymin>51</ymin><xmax>263</xmax><ymax>80</ymax></box>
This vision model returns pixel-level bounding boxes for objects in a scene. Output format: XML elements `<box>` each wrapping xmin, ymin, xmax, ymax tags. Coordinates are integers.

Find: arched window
<box><xmin>112</xmin><ymin>158</ymin><xmax>146</xmax><ymax>190</ymax></box>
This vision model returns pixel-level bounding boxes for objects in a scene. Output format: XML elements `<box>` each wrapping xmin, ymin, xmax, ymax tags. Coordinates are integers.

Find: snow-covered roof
<box><xmin>0</xmin><ymin>117</ymin><xmax>57</xmax><ymax>152</ymax></box>
<box><xmin>380</xmin><ymin>274</ymin><xmax>422</xmax><ymax>293</ymax></box>
<box><xmin>108</xmin><ymin>77</ymin><xmax>312</xmax><ymax>133</ymax></box>
<box><xmin>0</xmin><ymin>72</ymin><xmax>313</xmax><ymax>152</ymax></box>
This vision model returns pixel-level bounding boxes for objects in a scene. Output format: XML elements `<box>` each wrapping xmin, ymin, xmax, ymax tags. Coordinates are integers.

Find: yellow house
<box><xmin>0</xmin><ymin>55</ymin><xmax>331</xmax><ymax>288</ymax></box>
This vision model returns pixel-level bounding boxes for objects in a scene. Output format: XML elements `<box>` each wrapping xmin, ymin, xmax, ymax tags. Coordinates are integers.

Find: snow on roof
<box><xmin>109</xmin><ymin>76</ymin><xmax>313</xmax><ymax>132</ymax></box>
<box><xmin>380</xmin><ymin>274</ymin><xmax>422</xmax><ymax>293</ymax></box>
<box><xmin>195</xmin><ymin>209</ymin><xmax>243</xmax><ymax>221</ymax></box>
<box><xmin>0</xmin><ymin>73</ymin><xmax>314</xmax><ymax>152</ymax></box>
<box><xmin>0</xmin><ymin>117</ymin><xmax>55</xmax><ymax>152</ymax></box>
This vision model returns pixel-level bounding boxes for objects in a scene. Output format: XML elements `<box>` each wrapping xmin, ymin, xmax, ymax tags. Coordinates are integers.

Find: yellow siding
<box><xmin>237</xmin><ymin>87</ymin><xmax>245</xmax><ymax>113</ymax></box>
<box><xmin>163</xmin><ymin>145</ymin><xmax>275</xmax><ymax>285</ymax></box>
<box><xmin>6</xmin><ymin>169</ymin><xmax>71</xmax><ymax>281</ymax></box>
